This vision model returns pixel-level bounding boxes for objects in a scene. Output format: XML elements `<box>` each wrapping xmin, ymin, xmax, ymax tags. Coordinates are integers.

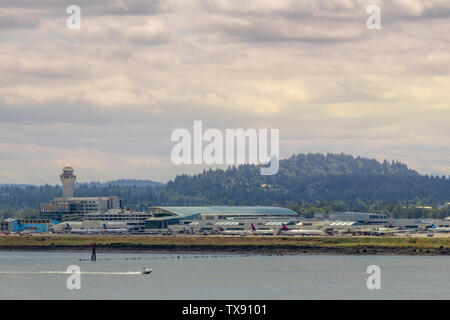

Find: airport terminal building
<box><xmin>39</xmin><ymin>196</ymin><xmax>121</xmax><ymax>221</ymax></box>
<box><xmin>39</xmin><ymin>166</ymin><xmax>122</xmax><ymax>221</ymax></box>
<box><xmin>145</xmin><ymin>206</ymin><xmax>298</xmax><ymax>232</ymax></box>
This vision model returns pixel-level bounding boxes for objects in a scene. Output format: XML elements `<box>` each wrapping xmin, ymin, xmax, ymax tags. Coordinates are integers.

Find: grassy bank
<box><xmin>0</xmin><ymin>235</ymin><xmax>449</xmax><ymax>255</ymax></box>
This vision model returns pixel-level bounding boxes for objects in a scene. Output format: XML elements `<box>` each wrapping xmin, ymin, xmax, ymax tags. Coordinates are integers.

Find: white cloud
<box><xmin>0</xmin><ymin>0</ymin><xmax>449</xmax><ymax>183</ymax></box>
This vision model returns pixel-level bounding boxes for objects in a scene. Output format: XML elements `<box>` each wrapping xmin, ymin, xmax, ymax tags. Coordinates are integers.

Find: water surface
<box><xmin>0</xmin><ymin>252</ymin><xmax>449</xmax><ymax>299</ymax></box>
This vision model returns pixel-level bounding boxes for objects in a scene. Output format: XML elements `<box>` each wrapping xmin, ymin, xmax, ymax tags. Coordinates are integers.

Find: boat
<box><xmin>140</xmin><ymin>268</ymin><xmax>152</xmax><ymax>275</ymax></box>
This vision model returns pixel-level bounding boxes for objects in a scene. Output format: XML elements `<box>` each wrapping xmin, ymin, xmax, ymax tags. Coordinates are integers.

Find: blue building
<box><xmin>6</xmin><ymin>219</ymin><xmax>58</xmax><ymax>233</ymax></box>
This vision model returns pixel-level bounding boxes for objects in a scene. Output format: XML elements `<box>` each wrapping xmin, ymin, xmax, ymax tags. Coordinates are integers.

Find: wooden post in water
<box><xmin>91</xmin><ymin>243</ymin><xmax>97</xmax><ymax>261</ymax></box>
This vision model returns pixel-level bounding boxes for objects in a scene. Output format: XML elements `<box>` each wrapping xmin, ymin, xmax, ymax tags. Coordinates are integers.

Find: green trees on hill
<box><xmin>1</xmin><ymin>153</ymin><xmax>450</xmax><ymax>219</ymax></box>
<box><xmin>165</xmin><ymin>153</ymin><xmax>450</xmax><ymax>207</ymax></box>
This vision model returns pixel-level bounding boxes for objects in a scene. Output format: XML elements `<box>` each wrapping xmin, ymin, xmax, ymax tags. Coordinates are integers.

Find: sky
<box><xmin>0</xmin><ymin>0</ymin><xmax>449</xmax><ymax>185</ymax></box>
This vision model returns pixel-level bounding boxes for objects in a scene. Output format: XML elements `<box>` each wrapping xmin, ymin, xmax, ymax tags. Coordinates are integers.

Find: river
<box><xmin>0</xmin><ymin>252</ymin><xmax>449</xmax><ymax>299</ymax></box>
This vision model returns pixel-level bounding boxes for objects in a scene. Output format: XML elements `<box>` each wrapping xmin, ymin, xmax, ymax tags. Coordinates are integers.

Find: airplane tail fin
<box><xmin>251</xmin><ymin>223</ymin><xmax>256</xmax><ymax>231</ymax></box>
<box><xmin>282</xmin><ymin>224</ymin><xmax>288</xmax><ymax>231</ymax></box>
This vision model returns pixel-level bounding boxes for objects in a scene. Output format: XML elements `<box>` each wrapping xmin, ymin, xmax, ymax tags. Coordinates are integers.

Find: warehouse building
<box><xmin>326</xmin><ymin>212</ymin><xmax>389</xmax><ymax>225</ymax></box>
<box><xmin>390</xmin><ymin>219</ymin><xmax>450</xmax><ymax>230</ymax></box>
<box><xmin>286</xmin><ymin>220</ymin><xmax>364</xmax><ymax>234</ymax></box>
<box><xmin>4</xmin><ymin>218</ymin><xmax>59</xmax><ymax>233</ymax></box>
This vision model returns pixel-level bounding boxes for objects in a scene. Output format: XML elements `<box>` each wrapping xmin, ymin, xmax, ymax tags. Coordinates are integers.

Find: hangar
<box><xmin>145</xmin><ymin>206</ymin><xmax>297</xmax><ymax>230</ymax></box>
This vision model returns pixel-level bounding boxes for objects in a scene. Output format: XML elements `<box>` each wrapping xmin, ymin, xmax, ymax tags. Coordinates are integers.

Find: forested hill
<box><xmin>2</xmin><ymin>154</ymin><xmax>450</xmax><ymax>218</ymax></box>
<box><xmin>85</xmin><ymin>179</ymin><xmax>164</xmax><ymax>188</ymax></box>
<box><xmin>165</xmin><ymin>153</ymin><xmax>450</xmax><ymax>206</ymax></box>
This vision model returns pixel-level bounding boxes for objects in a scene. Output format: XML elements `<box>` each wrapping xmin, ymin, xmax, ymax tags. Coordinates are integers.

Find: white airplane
<box><xmin>217</xmin><ymin>227</ymin><xmax>252</xmax><ymax>236</ymax></box>
<box><xmin>279</xmin><ymin>224</ymin><xmax>325</xmax><ymax>236</ymax></box>
<box><xmin>369</xmin><ymin>227</ymin><xmax>401</xmax><ymax>235</ymax></box>
<box><xmin>70</xmin><ymin>229</ymin><xmax>100</xmax><ymax>235</ymax></box>
<box><xmin>217</xmin><ymin>224</ymin><xmax>276</xmax><ymax>236</ymax></box>
<box><xmin>250</xmin><ymin>224</ymin><xmax>275</xmax><ymax>235</ymax></box>
<box><xmin>102</xmin><ymin>224</ymin><xmax>128</xmax><ymax>234</ymax></box>
<box><xmin>66</xmin><ymin>224</ymin><xmax>99</xmax><ymax>235</ymax></box>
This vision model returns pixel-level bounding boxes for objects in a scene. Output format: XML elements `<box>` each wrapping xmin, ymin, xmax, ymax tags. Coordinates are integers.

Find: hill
<box><xmin>84</xmin><ymin>179</ymin><xmax>164</xmax><ymax>188</ymax></box>
<box><xmin>166</xmin><ymin>153</ymin><xmax>450</xmax><ymax>206</ymax></box>
<box><xmin>2</xmin><ymin>153</ymin><xmax>450</xmax><ymax>219</ymax></box>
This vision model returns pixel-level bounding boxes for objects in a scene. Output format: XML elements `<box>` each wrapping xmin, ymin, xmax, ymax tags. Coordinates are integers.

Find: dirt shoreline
<box><xmin>1</xmin><ymin>244</ymin><xmax>449</xmax><ymax>256</ymax></box>
<box><xmin>1</xmin><ymin>235</ymin><xmax>449</xmax><ymax>255</ymax></box>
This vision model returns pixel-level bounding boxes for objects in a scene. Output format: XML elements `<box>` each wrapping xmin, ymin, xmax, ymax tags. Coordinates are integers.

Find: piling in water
<box><xmin>91</xmin><ymin>243</ymin><xmax>96</xmax><ymax>261</ymax></box>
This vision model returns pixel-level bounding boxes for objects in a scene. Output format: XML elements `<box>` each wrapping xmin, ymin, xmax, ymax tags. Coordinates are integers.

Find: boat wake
<box><xmin>0</xmin><ymin>271</ymin><xmax>141</xmax><ymax>275</ymax></box>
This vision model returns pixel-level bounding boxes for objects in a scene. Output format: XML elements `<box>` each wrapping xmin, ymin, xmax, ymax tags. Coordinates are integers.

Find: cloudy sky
<box><xmin>0</xmin><ymin>0</ymin><xmax>449</xmax><ymax>184</ymax></box>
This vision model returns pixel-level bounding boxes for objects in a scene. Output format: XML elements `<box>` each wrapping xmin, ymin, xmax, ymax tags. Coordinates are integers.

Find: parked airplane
<box><xmin>217</xmin><ymin>226</ymin><xmax>250</xmax><ymax>236</ymax></box>
<box><xmin>434</xmin><ymin>227</ymin><xmax>450</xmax><ymax>233</ymax></box>
<box><xmin>250</xmin><ymin>223</ymin><xmax>275</xmax><ymax>235</ymax></box>
<box><xmin>217</xmin><ymin>224</ymin><xmax>276</xmax><ymax>236</ymax></box>
<box><xmin>371</xmin><ymin>227</ymin><xmax>400</xmax><ymax>236</ymax></box>
<box><xmin>66</xmin><ymin>223</ymin><xmax>100</xmax><ymax>235</ymax></box>
<box><xmin>102</xmin><ymin>224</ymin><xmax>128</xmax><ymax>234</ymax></box>
<box><xmin>279</xmin><ymin>224</ymin><xmax>325</xmax><ymax>236</ymax></box>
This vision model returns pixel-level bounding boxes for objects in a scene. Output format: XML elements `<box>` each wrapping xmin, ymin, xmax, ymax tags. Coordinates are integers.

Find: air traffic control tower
<box><xmin>60</xmin><ymin>166</ymin><xmax>76</xmax><ymax>198</ymax></box>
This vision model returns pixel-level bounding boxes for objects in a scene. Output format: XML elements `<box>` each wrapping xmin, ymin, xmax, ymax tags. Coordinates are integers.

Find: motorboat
<box><xmin>140</xmin><ymin>268</ymin><xmax>152</xmax><ymax>275</ymax></box>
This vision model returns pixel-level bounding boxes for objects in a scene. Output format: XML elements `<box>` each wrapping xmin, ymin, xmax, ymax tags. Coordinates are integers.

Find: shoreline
<box><xmin>0</xmin><ymin>235</ymin><xmax>449</xmax><ymax>256</ymax></box>
<box><xmin>0</xmin><ymin>245</ymin><xmax>448</xmax><ymax>256</ymax></box>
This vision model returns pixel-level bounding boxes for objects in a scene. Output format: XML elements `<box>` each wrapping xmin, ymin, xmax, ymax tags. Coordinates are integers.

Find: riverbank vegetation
<box><xmin>0</xmin><ymin>235</ymin><xmax>449</xmax><ymax>251</ymax></box>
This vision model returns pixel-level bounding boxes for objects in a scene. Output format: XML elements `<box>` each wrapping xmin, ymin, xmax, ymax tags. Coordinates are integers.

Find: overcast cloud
<box><xmin>0</xmin><ymin>0</ymin><xmax>449</xmax><ymax>184</ymax></box>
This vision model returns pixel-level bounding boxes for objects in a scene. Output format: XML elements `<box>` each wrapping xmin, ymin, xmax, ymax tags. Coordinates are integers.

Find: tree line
<box><xmin>1</xmin><ymin>153</ymin><xmax>450</xmax><ymax>219</ymax></box>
